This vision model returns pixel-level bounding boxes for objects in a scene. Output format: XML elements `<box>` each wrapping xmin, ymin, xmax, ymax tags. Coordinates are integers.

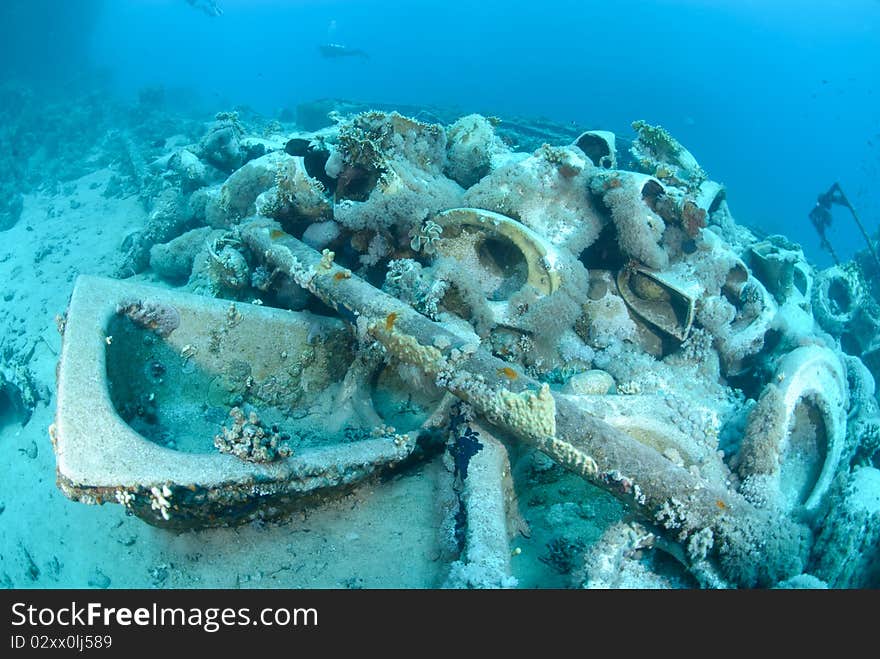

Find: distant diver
<box><xmin>185</xmin><ymin>0</ymin><xmax>222</xmax><ymax>17</ymax></box>
<box><xmin>319</xmin><ymin>43</ymin><xmax>370</xmax><ymax>60</ymax></box>
<box><xmin>809</xmin><ymin>181</ymin><xmax>880</xmax><ymax>271</ymax></box>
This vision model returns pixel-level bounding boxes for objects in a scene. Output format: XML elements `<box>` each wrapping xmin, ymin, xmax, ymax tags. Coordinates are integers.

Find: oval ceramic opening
<box><xmin>827</xmin><ymin>277</ymin><xmax>853</xmax><ymax>316</ymax></box>
<box><xmin>707</xmin><ymin>188</ymin><xmax>725</xmax><ymax>214</ymax></box>
<box><xmin>477</xmin><ymin>235</ymin><xmax>528</xmax><ymax>301</ymax></box>
<box><xmin>779</xmin><ymin>398</ymin><xmax>828</xmax><ymax>510</ymax></box>
<box><xmin>792</xmin><ymin>265</ymin><xmax>809</xmax><ymax>297</ymax></box>
<box><xmin>575</xmin><ymin>133</ymin><xmax>612</xmax><ymax>169</ymax></box>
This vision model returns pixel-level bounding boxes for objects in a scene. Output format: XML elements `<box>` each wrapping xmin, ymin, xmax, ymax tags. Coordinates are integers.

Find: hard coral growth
<box><xmin>630</xmin><ymin>120</ymin><xmax>707</xmax><ymax>190</ymax></box>
<box><xmin>219</xmin><ymin>151</ymin><xmax>292</xmax><ymax>221</ymax></box>
<box><xmin>592</xmin><ymin>173</ymin><xmax>668</xmax><ymax>270</ymax></box>
<box><xmin>464</xmin><ymin>144</ymin><xmax>604</xmax><ymax>255</ymax></box>
<box><xmin>328</xmin><ymin>111</ymin><xmax>465</xmax><ymax>236</ymax></box>
<box><xmin>715</xmin><ymin>509</ymin><xmax>811</xmax><ymax>588</ymax></box>
<box><xmin>444</xmin><ymin>114</ymin><xmax>511</xmax><ymax>188</ymax></box>
<box><xmin>256</xmin><ymin>157</ymin><xmax>332</xmax><ymax>229</ymax></box>
<box><xmin>116</xmin><ymin>299</ymin><xmax>181</xmax><ymax>337</ymax></box>
<box><xmin>188</xmin><ymin>231</ymin><xmax>251</xmax><ymax>296</ymax></box>
<box><xmin>198</xmin><ymin>111</ymin><xmax>245</xmax><ymax>172</ymax></box>
<box><xmin>214</xmin><ymin>406</ymin><xmax>292</xmax><ymax>463</ymax></box>
<box><xmin>333</xmin><ymin>160</ymin><xmax>462</xmax><ymax>234</ymax></box>
<box><xmin>339</xmin><ymin>111</ymin><xmax>447</xmax><ymax>175</ymax></box>
<box><xmin>811</xmin><ymin>467</ymin><xmax>880</xmax><ymax>587</ymax></box>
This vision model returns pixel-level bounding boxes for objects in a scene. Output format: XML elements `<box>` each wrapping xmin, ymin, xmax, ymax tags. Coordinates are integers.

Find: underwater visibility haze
<box><xmin>1</xmin><ymin>0</ymin><xmax>879</xmax><ymax>589</ymax></box>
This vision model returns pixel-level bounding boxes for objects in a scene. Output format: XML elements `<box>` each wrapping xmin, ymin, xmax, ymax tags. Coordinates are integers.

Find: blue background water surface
<box><xmin>3</xmin><ymin>0</ymin><xmax>878</xmax><ymax>264</ymax></box>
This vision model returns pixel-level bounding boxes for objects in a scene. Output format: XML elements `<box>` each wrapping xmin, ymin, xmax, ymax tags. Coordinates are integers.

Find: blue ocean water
<box><xmin>1</xmin><ymin>0</ymin><xmax>880</xmax><ymax>590</ymax></box>
<box><xmin>39</xmin><ymin>0</ymin><xmax>880</xmax><ymax>264</ymax></box>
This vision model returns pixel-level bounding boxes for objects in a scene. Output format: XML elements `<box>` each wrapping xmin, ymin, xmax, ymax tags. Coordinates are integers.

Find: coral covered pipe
<box><xmin>242</xmin><ymin>220</ymin><xmax>805</xmax><ymax>586</ymax></box>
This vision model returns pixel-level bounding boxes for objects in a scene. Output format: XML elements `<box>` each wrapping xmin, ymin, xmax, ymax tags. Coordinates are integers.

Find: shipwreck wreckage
<box><xmin>50</xmin><ymin>107</ymin><xmax>880</xmax><ymax>588</ymax></box>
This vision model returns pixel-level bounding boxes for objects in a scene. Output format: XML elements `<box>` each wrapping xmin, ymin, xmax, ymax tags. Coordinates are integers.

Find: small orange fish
<box><xmin>716</xmin><ymin>499</ymin><xmax>728</xmax><ymax>511</ymax></box>
<box><xmin>333</xmin><ymin>270</ymin><xmax>351</xmax><ymax>281</ymax></box>
<box><xmin>270</xmin><ymin>229</ymin><xmax>285</xmax><ymax>240</ymax></box>
<box><xmin>498</xmin><ymin>366</ymin><xmax>518</xmax><ymax>381</ymax></box>
<box><xmin>385</xmin><ymin>312</ymin><xmax>398</xmax><ymax>331</ymax></box>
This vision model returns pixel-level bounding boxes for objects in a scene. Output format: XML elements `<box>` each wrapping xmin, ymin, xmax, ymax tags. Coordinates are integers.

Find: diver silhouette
<box><xmin>318</xmin><ymin>43</ymin><xmax>370</xmax><ymax>60</ymax></box>
<box><xmin>809</xmin><ymin>182</ymin><xmax>880</xmax><ymax>271</ymax></box>
<box><xmin>319</xmin><ymin>19</ymin><xmax>369</xmax><ymax>60</ymax></box>
<box><xmin>185</xmin><ymin>0</ymin><xmax>222</xmax><ymax>17</ymax></box>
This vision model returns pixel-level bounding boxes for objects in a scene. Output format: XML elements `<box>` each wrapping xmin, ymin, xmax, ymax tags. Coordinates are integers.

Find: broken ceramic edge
<box><xmin>56</xmin><ymin>439</ymin><xmax>410</xmax><ymax>530</ymax></box>
<box><xmin>282</xmin><ymin>134</ymin><xmax>334</xmax><ymax>184</ymax></box>
<box><xmin>739</xmin><ymin>345</ymin><xmax>847</xmax><ymax>516</ymax></box>
<box><xmin>573</xmin><ymin>130</ymin><xmax>617</xmax><ymax>169</ymax></box>
<box><xmin>749</xmin><ymin>238</ymin><xmax>813</xmax><ymax>308</ymax></box>
<box><xmin>431</xmin><ymin>207</ymin><xmax>564</xmax><ymax>329</ymax></box>
<box><xmin>283</xmin><ymin>125</ymin><xmax>337</xmax><ymax>156</ymax></box>
<box><xmin>695</xmin><ymin>179</ymin><xmax>726</xmax><ymax>214</ymax></box>
<box><xmin>578</xmin><ymin>268</ymin><xmax>665</xmax><ymax>357</ymax></box>
<box><xmin>722</xmin><ymin>260</ymin><xmax>750</xmax><ymax>300</ymax></box>
<box><xmin>616</xmin><ymin>265</ymin><xmax>696</xmax><ymax>342</ymax></box>
<box><xmin>590</xmin><ymin>169</ymin><xmax>668</xmax><ymax>221</ymax></box>
<box><xmin>239</xmin><ymin>133</ymin><xmax>288</xmax><ymax>154</ymax></box>
<box><xmin>623</xmin><ymin>170</ymin><xmax>667</xmax><ymax>204</ymax></box>
<box><xmin>717</xmin><ymin>274</ymin><xmax>778</xmax><ymax>376</ymax></box>
<box><xmin>53</xmin><ymin>275</ymin><xmax>415</xmax><ymax>529</ymax></box>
